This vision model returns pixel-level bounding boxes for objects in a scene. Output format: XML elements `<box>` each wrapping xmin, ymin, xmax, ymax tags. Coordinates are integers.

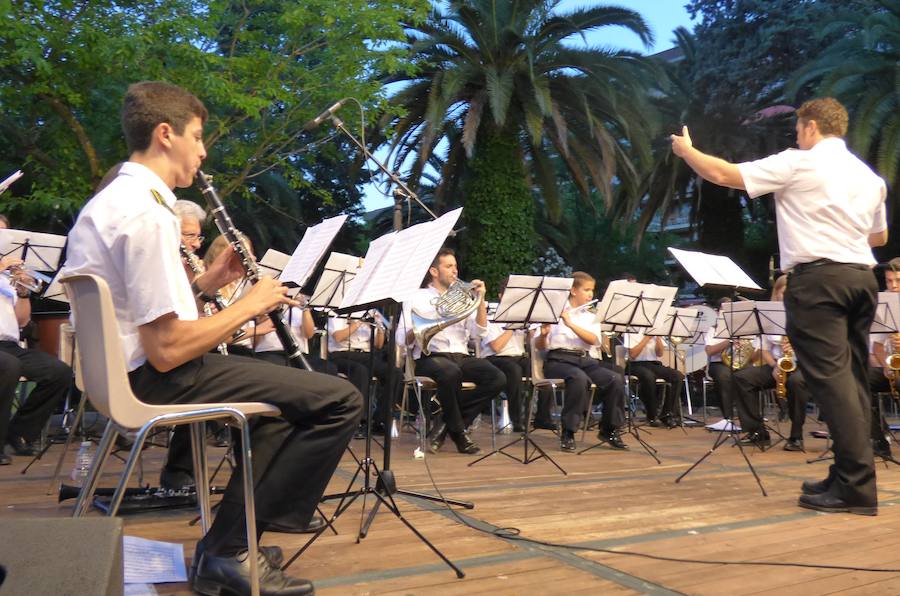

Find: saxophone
<box><xmin>775</xmin><ymin>335</ymin><xmax>796</xmax><ymax>401</ymax></box>
<box><xmin>886</xmin><ymin>334</ymin><xmax>900</xmax><ymax>400</ymax></box>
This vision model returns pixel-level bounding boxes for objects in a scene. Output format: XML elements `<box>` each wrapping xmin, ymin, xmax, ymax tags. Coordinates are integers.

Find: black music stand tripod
<box><xmin>467</xmin><ymin>275</ymin><xmax>572</xmax><ymax>474</ymax></box>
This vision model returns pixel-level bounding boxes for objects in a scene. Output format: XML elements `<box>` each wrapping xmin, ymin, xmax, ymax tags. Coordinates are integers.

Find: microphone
<box><xmin>305</xmin><ymin>100</ymin><xmax>346</xmax><ymax>129</ymax></box>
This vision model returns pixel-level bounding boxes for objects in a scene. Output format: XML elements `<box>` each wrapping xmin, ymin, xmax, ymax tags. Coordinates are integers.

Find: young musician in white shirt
<box><xmin>622</xmin><ymin>329</ymin><xmax>684</xmax><ymax>428</ymax></box>
<box><xmin>399</xmin><ymin>248</ymin><xmax>505</xmax><ymax>455</ymax></box>
<box><xmin>867</xmin><ymin>257</ymin><xmax>900</xmax><ymax>458</ymax></box>
<box><xmin>536</xmin><ymin>271</ymin><xmax>626</xmax><ymax>452</ymax></box>
<box><xmin>705</xmin><ymin>299</ymin><xmax>739</xmax><ymax>424</ymax></box>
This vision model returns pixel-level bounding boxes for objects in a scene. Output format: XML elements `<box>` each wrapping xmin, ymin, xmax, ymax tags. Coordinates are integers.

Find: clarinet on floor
<box><xmin>195</xmin><ymin>170</ymin><xmax>312</xmax><ymax>371</ymax></box>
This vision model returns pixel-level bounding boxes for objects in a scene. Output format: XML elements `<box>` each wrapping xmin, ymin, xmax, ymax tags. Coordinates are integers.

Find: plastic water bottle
<box><xmin>70</xmin><ymin>441</ymin><xmax>94</xmax><ymax>485</ymax></box>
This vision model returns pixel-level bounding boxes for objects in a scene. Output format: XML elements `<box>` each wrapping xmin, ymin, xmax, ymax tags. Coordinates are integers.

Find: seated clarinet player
<box><xmin>536</xmin><ymin>271</ymin><xmax>627</xmax><ymax>452</ymax></box>
<box><xmin>62</xmin><ymin>81</ymin><xmax>361</xmax><ymax>595</ymax></box>
<box><xmin>399</xmin><ymin>248</ymin><xmax>505</xmax><ymax>455</ymax></box>
<box><xmin>733</xmin><ymin>275</ymin><xmax>811</xmax><ymax>451</ymax></box>
<box><xmin>480</xmin><ymin>281</ymin><xmax>530</xmax><ymax>434</ymax></box>
<box><xmin>622</xmin><ymin>329</ymin><xmax>685</xmax><ymax>428</ymax></box>
<box><xmin>705</xmin><ymin>299</ymin><xmax>739</xmax><ymax>424</ymax></box>
<box><xmin>327</xmin><ymin>310</ymin><xmax>402</xmax><ymax>436</ymax></box>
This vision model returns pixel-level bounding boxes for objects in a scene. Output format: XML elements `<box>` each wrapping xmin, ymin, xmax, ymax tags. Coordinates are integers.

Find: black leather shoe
<box><xmin>801</xmin><ymin>478</ymin><xmax>830</xmax><ymax>496</ymax></box>
<box><xmin>7</xmin><ymin>434</ymin><xmax>37</xmax><ymax>456</ymax></box>
<box><xmin>598</xmin><ymin>428</ymin><xmax>628</xmax><ymax>450</ymax></box>
<box><xmin>427</xmin><ymin>423</ymin><xmax>448</xmax><ymax>454</ymax></box>
<box><xmin>783</xmin><ymin>438</ymin><xmax>804</xmax><ymax>452</ymax></box>
<box><xmin>192</xmin><ymin>549</ymin><xmax>314</xmax><ymax>596</ymax></box>
<box><xmin>797</xmin><ymin>492</ymin><xmax>877</xmax><ymax>516</ymax></box>
<box><xmin>191</xmin><ymin>542</ymin><xmax>284</xmax><ymax>579</ymax></box>
<box><xmin>738</xmin><ymin>431</ymin><xmax>770</xmax><ymax>448</ymax></box>
<box><xmin>0</xmin><ymin>453</ymin><xmax>10</xmax><ymax>465</ymax></box>
<box><xmin>532</xmin><ymin>419</ymin><xmax>556</xmax><ymax>431</ymax></box>
<box><xmin>160</xmin><ymin>467</ymin><xmax>195</xmax><ymax>491</ymax></box>
<box><xmin>560</xmin><ymin>432</ymin><xmax>576</xmax><ymax>453</ymax></box>
<box><xmin>449</xmin><ymin>430</ymin><xmax>480</xmax><ymax>454</ymax></box>
<box><xmin>266</xmin><ymin>515</ymin><xmax>327</xmax><ymax>534</ymax></box>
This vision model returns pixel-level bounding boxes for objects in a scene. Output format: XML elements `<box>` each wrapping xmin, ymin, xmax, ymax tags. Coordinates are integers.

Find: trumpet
<box><xmin>3</xmin><ymin>265</ymin><xmax>49</xmax><ymax>294</ymax></box>
<box><xmin>886</xmin><ymin>334</ymin><xmax>900</xmax><ymax>400</ymax></box>
<box><xmin>775</xmin><ymin>336</ymin><xmax>796</xmax><ymax>401</ymax></box>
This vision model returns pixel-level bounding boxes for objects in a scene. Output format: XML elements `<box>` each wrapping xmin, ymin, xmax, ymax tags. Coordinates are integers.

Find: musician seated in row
<box><xmin>622</xmin><ymin>330</ymin><xmax>684</xmax><ymax>428</ymax></box>
<box><xmin>480</xmin><ymin>280</ymin><xmax>530</xmax><ymax>434</ymax></box>
<box><xmin>63</xmin><ymin>81</ymin><xmax>362</xmax><ymax>595</ymax></box>
<box><xmin>327</xmin><ymin>310</ymin><xmax>402</xmax><ymax>435</ymax></box>
<box><xmin>536</xmin><ymin>271</ymin><xmax>627</xmax><ymax>452</ymax></box>
<box><xmin>0</xmin><ymin>219</ymin><xmax>72</xmax><ymax>464</ymax></box>
<box><xmin>733</xmin><ymin>275</ymin><xmax>811</xmax><ymax>451</ymax></box>
<box><xmin>400</xmin><ymin>248</ymin><xmax>505</xmax><ymax>455</ymax></box>
<box><xmin>866</xmin><ymin>256</ymin><xmax>900</xmax><ymax>458</ymax></box>
<box><xmin>705</xmin><ymin>298</ymin><xmax>739</xmax><ymax>423</ymax></box>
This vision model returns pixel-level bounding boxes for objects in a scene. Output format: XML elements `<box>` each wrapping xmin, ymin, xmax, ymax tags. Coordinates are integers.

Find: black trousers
<box><xmin>733</xmin><ymin>364</ymin><xmax>810</xmax><ymax>439</ymax></box>
<box><xmin>130</xmin><ymin>353</ymin><xmax>362</xmax><ymax>556</ymax></box>
<box><xmin>707</xmin><ymin>362</ymin><xmax>737</xmax><ymax>419</ymax></box>
<box><xmin>785</xmin><ymin>263</ymin><xmax>877</xmax><ymax>506</ymax></box>
<box><xmin>627</xmin><ymin>360</ymin><xmax>683</xmax><ymax>420</ymax></box>
<box><xmin>486</xmin><ymin>355</ymin><xmax>529</xmax><ymax>427</ymax></box>
<box><xmin>0</xmin><ymin>341</ymin><xmax>72</xmax><ymax>444</ymax></box>
<box><xmin>329</xmin><ymin>349</ymin><xmax>402</xmax><ymax>420</ymax></box>
<box><xmin>867</xmin><ymin>367</ymin><xmax>892</xmax><ymax>441</ymax></box>
<box><xmin>543</xmin><ymin>353</ymin><xmax>625</xmax><ymax>433</ymax></box>
<box><xmin>414</xmin><ymin>353</ymin><xmax>505</xmax><ymax>433</ymax></box>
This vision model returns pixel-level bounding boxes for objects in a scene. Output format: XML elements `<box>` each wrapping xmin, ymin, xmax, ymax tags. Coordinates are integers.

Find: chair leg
<box><xmin>581</xmin><ymin>385</ymin><xmax>596</xmax><ymax>441</ymax></box>
<box><xmin>107</xmin><ymin>424</ymin><xmax>154</xmax><ymax>517</ymax></box>
<box><xmin>73</xmin><ymin>420</ymin><xmax>118</xmax><ymax>517</ymax></box>
<box><xmin>48</xmin><ymin>390</ymin><xmax>89</xmax><ymax>495</ymax></box>
<box><xmin>191</xmin><ymin>422</ymin><xmax>212</xmax><ymax>534</ymax></box>
<box><xmin>233</xmin><ymin>412</ymin><xmax>260</xmax><ymax>596</ymax></box>
<box><xmin>490</xmin><ymin>398</ymin><xmax>497</xmax><ymax>449</ymax></box>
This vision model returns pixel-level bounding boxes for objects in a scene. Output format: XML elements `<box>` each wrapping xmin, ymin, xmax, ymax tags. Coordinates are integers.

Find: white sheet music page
<box><xmin>310</xmin><ymin>252</ymin><xmax>363</xmax><ymax>308</ymax></box>
<box><xmin>0</xmin><ymin>228</ymin><xmax>67</xmax><ymax>271</ymax></box>
<box><xmin>493</xmin><ymin>275</ymin><xmax>573</xmax><ymax>324</ymax></box>
<box><xmin>279</xmin><ymin>214</ymin><xmax>348</xmax><ymax>287</ymax></box>
<box><xmin>340</xmin><ymin>208</ymin><xmax>462</xmax><ymax>309</ymax></box>
<box><xmin>340</xmin><ymin>232</ymin><xmax>396</xmax><ymax>309</ymax></box>
<box><xmin>257</xmin><ymin>249</ymin><xmax>291</xmax><ymax>279</ymax></box>
<box><xmin>668</xmin><ymin>247</ymin><xmax>762</xmax><ymax>290</ymax></box>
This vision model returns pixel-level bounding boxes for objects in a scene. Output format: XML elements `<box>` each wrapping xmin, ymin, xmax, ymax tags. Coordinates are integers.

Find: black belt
<box><xmin>334</xmin><ymin>348</ymin><xmax>368</xmax><ymax>353</ymax></box>
<box><xmin>549</xmin><ymin>348</ymin><xmax>587</xmax><ymax>358</ymax></box>
<box><xmin>792</xmin><ymin>259</ymin><xmax>869</xmax><ymax>275</ymax></box>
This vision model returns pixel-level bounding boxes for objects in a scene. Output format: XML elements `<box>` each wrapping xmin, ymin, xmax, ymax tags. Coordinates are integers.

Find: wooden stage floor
<box><xmin>4</xmin><ymin>415</ymin><xmax>900</xmax><ymax>595</ymax></box>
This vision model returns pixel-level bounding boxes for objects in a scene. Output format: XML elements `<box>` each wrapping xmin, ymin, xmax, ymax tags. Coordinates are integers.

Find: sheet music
<box><xmin>492</xmin><ymin>275</ymin><xmax>573</xmax><ymax>324</ymax></box>
<box><xmin>340</xmin><ymin>208</ymin><xmax>461</xmax><ymax>309</ymax></box>
<box><xmin>645</xmin><ymin>306</ymin><xmax>703</xmax><ymax>338</ymax></box>
<box><xmin>0</xmin><ymin>170</ymin><xmax>23</xmax><ymax>194</ymax></box>
<box><xmin>258</xmin><ymin>249</ymin><xmax>291</xmax><ymax>278</ymax></box>
<box><xmin>279</xmin><ymin>214</ymin><xmax>348</xmax><ymax>287</ymax></box>
<box><xmin>872</xmin><ymin>291</ymin><xmax>900</xmax><ymax>334</ymax></box>
<box><xmin>669</xmin><ymin>247</ymin><xmax>762</xmax><ymax>290</ymax></box>
<box><xmin>720</xmin><ymin>300</ymin><xmax>785</xmax><ymax>337</ymax></box>
<box><xmin>310</xmin><ymin>252</ymin><xmax>363</xmax><ymax>308</ymax></box>
<box><xmin>595</xmin><ymin>280</ymin><xmax>677</xmax><ymax>330</ymax></box>
<box><xmin>123</xmin><ymin>536</ymin><xmax>187</xmax><ymax>584</ymax></box>
<box><xmin>0</xmin><ymin>229</ymin><xmax>67</xmax><ymax>271</ymax></box>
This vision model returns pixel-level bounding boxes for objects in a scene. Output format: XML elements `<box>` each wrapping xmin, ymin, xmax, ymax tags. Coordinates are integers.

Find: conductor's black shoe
<box><xmin>192</xmin><ymin>549</ymin><xmax>314</xmax><ymax>596</ymax></box>
<box><xmin>160</xmin><ymin>467</ymin><xmax>195</xmax><ymax>491</ymax></box>
<box><xmin>598</xmin><ymin>428</ymin><xmax>628</xmax><ymax>450</ymax></box>
<box><xmin>449</xmin><ymin>430</ymin><xmax>480</xmax><ymax>455</ymax></box>
<box><xmin>266</xmin><ymin>515</ymin><xmax>327</xmax><ymax>534</ymax></box>
<box><xmin>797</xmin><ymin>492</ymin><xmax>877</xmax><ymax>516</ymax></box>
<box><xmin>532</xmin><ymin>419</ymin><xmax>556</xmax><ymax>431</ymax></box>
<box><xmin>191</xmin><ymin>542</ymin><xmax>284</xmax><ymax>579</ymax></box>
<box><xmin>738</xmin><ymin>431</ymin><xmax>770</xmax><ymax>448</ymax></box>
<box><xmin>801</xmin><ymin>478</ymin><xmax>831</xmax><ymax>496</ymax></box>
<box><xmin>783</xmin><ymin>438</ymin><xmax>804</xmax><ymax>452</ymax></box>
<box><xmin>560</xmin><ymin>431</ymin><xmax>576</xmax><ymax>452</ymax></box>
<box><xmin>0</xmin><ymin>453</ymin><xmax>10</xmax><ymax>465</ymax></box>
<box><xmin>874</xmin><ymin>438</ymin><xmax>892</xmax><ymax>459</ymax></box>
<box><xmin>427</xmin><ymin>423</ymin><xmax>448</xmax><ymax>454</ymax></box>
<box><xmin>6</xmin><ymin>434</ymin><xmax>37</xmax><ymax>456</ymax></box>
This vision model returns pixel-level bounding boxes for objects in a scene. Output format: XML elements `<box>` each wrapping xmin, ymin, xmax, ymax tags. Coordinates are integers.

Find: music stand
<box><xmin>283</xmin><ymin>208</ymin><xmax>467</xmax><ymax>579</ymax></box>
<box><xmin>0</xmin><ymin>229</ymin><xmax>66</xmax><ymax>273</ymax></box>
<box><xmin>578</xmin><ymin>281</ymin><xmax>675</xmax><ymax>460</ymax></box>
<box><xmin>467</xmin><ymin>275</ymin><xmax>573</xmax><ymax>473</ymax></box>
<box><xmin>308</xmin><ymin>252</ymin><xmax>363</xmax><ymax>310</ymax></box>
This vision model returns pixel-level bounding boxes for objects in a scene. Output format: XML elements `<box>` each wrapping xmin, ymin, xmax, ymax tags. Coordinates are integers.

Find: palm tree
<box><xmin>380</xmin><ymin>0</ymin><xmax>659</xmax><ymax>292</ymax></box>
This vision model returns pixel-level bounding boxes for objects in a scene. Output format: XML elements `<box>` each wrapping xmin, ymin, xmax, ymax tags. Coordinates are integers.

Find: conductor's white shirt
<box><xmin>398</xmin><ymin>285</ymin><xmax>486</xmax><ymax>359</ymax></box>
<box><xmin>62</xmin><ymin>162</ymin><xmax>199</xmax><ymax>372</ymax></box>
<box><xmin>737</xmin><ymin>138</ymin><xmax>887</xmax><ymax>272</ymax></box>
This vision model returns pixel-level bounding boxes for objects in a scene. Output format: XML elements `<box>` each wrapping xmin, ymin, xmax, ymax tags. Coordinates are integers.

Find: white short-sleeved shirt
<box><xmin>704</xmin><ymin>326</ymin><xmax>728</xmax><ymax>363</ymax></box>
<box><xmin>737</xmin><ymin>138</ymin><xmax>887</xmax><ymax>272</ymax></box>
<box><xmin>623</xmin><ymin>332</ymin><xmax>662</xmax><ymax>362</ymax></box>
<box><xmin>398</xmin><ymin>286</ymin><xmax>486</xmax><ymax>359</ymax></box>
<box><xmin>0</xmin><ymin>278</ymin><xmax>20</xmax><ymax>342</ymax></box>
<box><xmin>543</xmin><ymin>305</ymin><xmax>601</xmax><ymax>352</ymax></box>
<box><xmin>62</xmin><ymin>162</ymin><xmax>199</xmax><ymax>372</ymax></box>
<box><xmin>761</xmin><ymin>334</ymin><xmax>787</xmax><ymax>360</ymax></box>
<box><xmin>327</xmin><ymin>311</ymin><xmax>378</xmax><ymax>353</ymax></box>
<box><xmin>481</xmin><ymin>322</ymin><xmax>525</xmax><ymax>358</ymax></box>
<box><xmin>253</xmin><ymin>307</ymin><xmax>309</xmax><ymax>353</ymax></box>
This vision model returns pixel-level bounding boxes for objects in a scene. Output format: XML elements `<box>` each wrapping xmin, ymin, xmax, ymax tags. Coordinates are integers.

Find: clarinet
<box><xmin>195</xmin><ymin>170</ymin><xmax>312</xmax><ymax>371</ymax></box>
<box><xmin>180</xmin><ymin>244</ymin><xmax>231</xmax><ymax>355</ymax></box>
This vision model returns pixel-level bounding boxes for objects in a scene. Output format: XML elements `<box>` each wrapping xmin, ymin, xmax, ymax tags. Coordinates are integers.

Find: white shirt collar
<box><xmin>118</xmin><ymin>161</ymin><xmax>178</xmax><ymax>208</ymax></box>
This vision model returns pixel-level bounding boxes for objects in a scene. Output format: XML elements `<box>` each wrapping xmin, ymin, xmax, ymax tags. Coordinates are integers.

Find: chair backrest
<box><xmin>61</xmin><ymin>274</ymin><xmax>154</xmax><ymax>429</ymax></box>
<box><xmin>58</xmin><ymin>323</ymin><xmax>84</xmax><ymax>391</ymax></box>
<box><xmin>529</xmin><ymin>333</ymin><xmax>547</xmax><ymax>382</ymax></box>
<box><xmin>614</xmin><ymin>345</ymin><xmax>628</xmax><ymax>369</ymax></box>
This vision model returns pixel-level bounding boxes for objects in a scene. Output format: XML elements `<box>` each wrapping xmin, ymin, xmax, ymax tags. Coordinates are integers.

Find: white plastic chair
<box><xmin>63</xmin><ymin>274</ymin><xmax>281</xmax><ymax>596</ymax></box>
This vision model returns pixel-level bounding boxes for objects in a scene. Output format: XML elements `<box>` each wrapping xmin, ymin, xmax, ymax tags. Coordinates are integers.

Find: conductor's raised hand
<box><xmin>242</xmin><ymin>277</ymin><xmax>298</xmax><ymax>318</ymax></box>
<box><xmin>670</xmin><ymin>126</ymin><xmax>693</xmax><ymax>158</ymax></box>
